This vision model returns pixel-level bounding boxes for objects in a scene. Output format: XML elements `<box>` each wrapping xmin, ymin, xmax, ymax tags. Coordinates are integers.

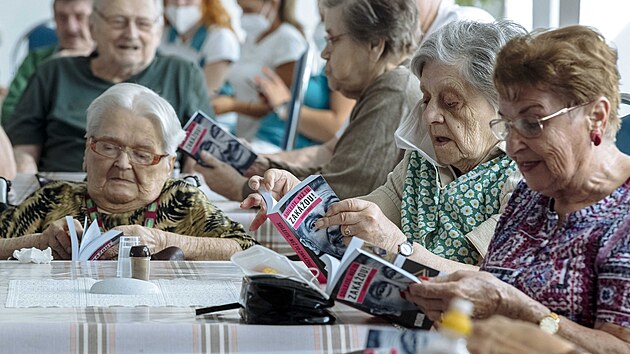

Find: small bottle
<box><xmin>130</xmin><ymin>245</ymin><xmax>151</xmax><ymax>281</ymax></box>
<box><xmin>427</xmin><ymin>298</ymin><xmax>473</xmax><ymax>354</ymax></box>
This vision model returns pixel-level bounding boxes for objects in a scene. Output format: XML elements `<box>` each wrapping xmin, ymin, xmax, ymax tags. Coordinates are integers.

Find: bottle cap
<box><xmin>129</xmin><ymin>245</ymin><xmax>151</xmax><ymax>257</ymax></box>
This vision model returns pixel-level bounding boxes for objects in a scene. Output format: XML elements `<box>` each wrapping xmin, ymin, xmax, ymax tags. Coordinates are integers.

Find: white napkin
<box><xmin>12</xmin><ymin>247</ymin><xmax>53</xmax><ymax>263</ymax></box>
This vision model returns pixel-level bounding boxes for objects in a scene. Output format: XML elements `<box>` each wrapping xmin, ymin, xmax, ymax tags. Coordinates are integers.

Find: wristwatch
<box><xmin>539</xmin><ymin>312</ymin><xmax>560</xmax><ymax>334</ymax></box>
<box><xmin>398</xmin><ymin>239</ymin><xmax>414</xmax><ymax>257</ymax></box>
<box><xmin>273</xmin><ymin>101</ymin><xmax>290</xmax><ymax>120</ymax></box>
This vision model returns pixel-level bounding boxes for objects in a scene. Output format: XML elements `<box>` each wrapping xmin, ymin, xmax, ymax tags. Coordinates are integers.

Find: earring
<box><xmin>590</xmin><ymin>129</ymin><xmax>602</xmax><ymax>146</ymax></box>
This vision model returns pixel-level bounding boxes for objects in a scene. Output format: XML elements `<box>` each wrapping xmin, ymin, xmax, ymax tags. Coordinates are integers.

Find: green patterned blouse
<box><xmin>400</xmin><ymin>151</ymin><xmax>517</xmax><ymax>265</ymax></box>
<box><xmin>0</xmin><ymin>179</ymin><xmax>256</xmax><ymax>251</ymax></box>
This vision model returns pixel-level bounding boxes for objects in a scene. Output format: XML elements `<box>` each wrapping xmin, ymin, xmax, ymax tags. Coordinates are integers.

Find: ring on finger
<box><xmin>343</xmin><ymin>225</ymin><xmax>352</xmax><ymax>237</ymax></box>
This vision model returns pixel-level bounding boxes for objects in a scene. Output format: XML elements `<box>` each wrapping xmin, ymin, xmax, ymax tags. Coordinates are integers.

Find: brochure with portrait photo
<box><xmin>259</xmin><ymin>175</ymin><xmax>345</xmax><ymax>284</ymax></box>
<box><xmin>179</xmin><ymin>111</ymin><xmax>258</xmax><ymax>175</ymax></box>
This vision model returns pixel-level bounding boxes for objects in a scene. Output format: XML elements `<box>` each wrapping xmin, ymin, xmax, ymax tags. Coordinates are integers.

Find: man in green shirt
<box><xmin>1</xmin><ymin>0</ymin><xmax>94</xmax><ymax>123</ymax></box>
<box><xmin>3</xmin><ymin>0</ymin><xmax>213</xmax><ymax>172</ymax></box>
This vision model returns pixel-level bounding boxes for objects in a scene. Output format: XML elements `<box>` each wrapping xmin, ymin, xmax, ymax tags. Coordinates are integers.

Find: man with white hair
<box><xmin>4</xmin><ymin>0</ymin><xmax>212</xmax><ymax>173</ymax></box>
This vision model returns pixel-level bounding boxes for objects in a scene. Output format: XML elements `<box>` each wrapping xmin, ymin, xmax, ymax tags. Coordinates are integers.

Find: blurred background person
<box><xmin>0</xmin><ymin>83</ymin><xmax>255</xmax><ymax>261</ymax></box>
<box><xmin>1</xmin><ymin>0</ymin><xmax>95</xmax><ymax>123</ymax></box>
<box><xmin>3</xmin><ymin>0</ymin><xmax>212</xmax><ymax>173</ymax></box>
<box><xmin>196</xmin><ymin>0</ymin><xmax>421</xmax><ymax>202</ymax></box>
<box><xmin>237</xmin><ymin>0</ymin><xmax>496</xmax><ymax>172</ymax></box>
<box><xmin>160</xmin><ymin>0</ymin><xmax>240</xmax><ymax>96</ymax></box>
<box><xmin>406</xmin><ymin>25</ymin><xmax>630</xmax><ymax>353</ymax></box>
<box><xmin>212</xmin><ymin>0</ymin><xmax>306</xmax><ymax>140</ymax></box>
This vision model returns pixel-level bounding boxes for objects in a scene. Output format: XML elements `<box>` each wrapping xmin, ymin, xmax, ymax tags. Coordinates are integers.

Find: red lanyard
<box><xmin>85</xmin><ymin>194</ymin><xmax>159</xmax><ymax>233</ymax></box>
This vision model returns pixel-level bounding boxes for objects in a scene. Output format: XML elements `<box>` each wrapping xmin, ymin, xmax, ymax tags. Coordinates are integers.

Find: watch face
<box><xmin>399</xmin><ymin>241</ymin><xmax>413</xmax><ymax>257</ymax></box>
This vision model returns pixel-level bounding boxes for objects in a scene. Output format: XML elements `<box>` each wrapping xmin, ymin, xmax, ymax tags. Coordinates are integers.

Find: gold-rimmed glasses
<box><xmin>489</xmin><ymin>102</ymin><xmax>591</xmax><ymax>140</ymax></box>
<box><xmin>89</xmin><ymin>138</ymin><xmax>168</xmax><ymax>166</ymax></box>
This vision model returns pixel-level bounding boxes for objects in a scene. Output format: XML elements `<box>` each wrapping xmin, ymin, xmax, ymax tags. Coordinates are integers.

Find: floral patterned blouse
<box><xmin>400</xmin><ymin>151</ymin><xmax>518</xmax><ymax>265</ymax></box>
<box><xmin>481</xmin><ymin>179</ymin><xmax>630</xmax><ymax>328</ymax></box>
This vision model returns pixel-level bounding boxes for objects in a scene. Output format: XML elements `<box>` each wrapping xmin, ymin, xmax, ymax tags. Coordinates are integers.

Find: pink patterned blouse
<box><xmin>481</xmin><ymin>179</ymin><xmax>630</xmax><ymax>328</ymax></box>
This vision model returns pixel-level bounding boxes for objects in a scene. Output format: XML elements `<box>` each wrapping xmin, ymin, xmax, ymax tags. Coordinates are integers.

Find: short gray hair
<box><xmin>411</xmin><ymin>20</ymin><xmax>527</xmax><ymax>110</ymax></box>
<box><xmin>85</xmin><ymin>83</ymin><xmax>186</xmax><ymax>155</ymax></box>
<box><xmin>322</xmin><ymin>0</ymin><xmax>419</xmax><ymax>60</ymax></box>
<box><xmin>92</xmin><ymin>0</ymin><xmax>163</xmax><ymax>19</ymax></box>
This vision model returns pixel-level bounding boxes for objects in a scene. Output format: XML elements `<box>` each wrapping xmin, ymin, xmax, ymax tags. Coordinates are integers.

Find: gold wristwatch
<box><xmin>539</xmin><ymin>312</ymin><xmax>560</xmax><ymax>334</ymax></box>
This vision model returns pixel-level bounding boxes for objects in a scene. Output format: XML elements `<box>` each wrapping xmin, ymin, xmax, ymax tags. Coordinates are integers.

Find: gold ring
<box><xmin>344</xmin><ymin>226</ymin><xmax>351</xmax><ymax>237</ymax></box>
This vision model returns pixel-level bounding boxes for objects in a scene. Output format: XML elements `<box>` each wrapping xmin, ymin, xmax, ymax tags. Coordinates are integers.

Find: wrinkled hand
<box><xmin>314</xmin><ymin>198</ymin><xmax>406</xmax><ymax>252</ymax></box>
<box><xmin>255</xmin><ymin>66</ymin><xmax>291</xmax><ymax>109</ymax></box>
<box><xmin>240</xmin><ymin>169</ymin><xmax>301</xmax><ymax>231</ymax></box>
<box><xmin>111</xmin><ymin>225</ymin><xmax>167</xmax><ymax>256</ymax></box>
<box><xmin>194</xmin><ymin>151</ymin><xmax>248</xmax><ymax>201</ymax></box>
<box><xmin>211</xmin><ymin>95</ymin><xmax>236</xmax><ymax>115</ymax></box>
<box><xmin>243</xmin><ymin>157</ymin><xmax>270</xmax><ymax>178</ymax></box>
<box><xmin>468</xmin><ymin>315</ymin><xmax>578</xmax><ymax>354</ymax></box>
<box><xmin>405</xmin><ymin>271</ymin><xmax>526</xmax><ymax>322</ymax></box>
<box><xmin>42</xmin><ymin>218</ymin><xmax>81</xmax><ymax>259</ymax></box>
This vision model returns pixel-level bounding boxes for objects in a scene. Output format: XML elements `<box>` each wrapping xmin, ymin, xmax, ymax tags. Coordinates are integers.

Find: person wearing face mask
<box><xmin>211</xmin><ymin>0</ymin><xmax>307</xmax><ymax>140</ymax></box>
<box><xmin>160</xmin><ymin>0</ymin><xmax>240</xmax><ymax>96</ymax></box>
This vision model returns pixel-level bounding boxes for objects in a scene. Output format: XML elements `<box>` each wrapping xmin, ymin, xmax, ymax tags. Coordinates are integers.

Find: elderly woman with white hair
<box><xmin>0</xmin><ymin>83</ymin><xmax>255</xmax><ymax>260</ymax></box>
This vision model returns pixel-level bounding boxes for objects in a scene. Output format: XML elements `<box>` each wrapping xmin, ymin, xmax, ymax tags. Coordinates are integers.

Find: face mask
<box><xmin>240</xmin><ymin>1</ymin><xmax>275</xmax><ymax>38</ymax></box>
<box><xmin>165</xmin><ymin>4</ymin><xmax>202</xmax><ymax>34</ymax></box>
<box><xmin>240</xmin><ymin>13</ymin><xmax>270</xmax><ymax>38</ymax></box>
<box><xmin>313</xmin><ymin>22</ymin><xmax>327</xmax><ymax>53</ymax></box>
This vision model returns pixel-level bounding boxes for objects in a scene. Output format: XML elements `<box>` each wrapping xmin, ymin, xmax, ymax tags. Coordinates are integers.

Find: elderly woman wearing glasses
<box><xmin>406</xmin><ymin>26</ymin><xmax>630</xmax><ymax>352</ymax></box>
<box><xmin>0</xmin><ymin>83</ymin><xmax>256</xmax><ymax>260</ymax></box>
<box><xmin>245</xmin><ymin>21</ymin><xmax>525</xmax><ymax>272</ymax></box>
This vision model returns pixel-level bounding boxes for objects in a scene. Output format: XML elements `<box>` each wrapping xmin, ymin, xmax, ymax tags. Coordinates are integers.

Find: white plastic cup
<box><xmin>117</xmin><ymin>236</ymin><xmax>140</xmax><ymax>277</ymax></box>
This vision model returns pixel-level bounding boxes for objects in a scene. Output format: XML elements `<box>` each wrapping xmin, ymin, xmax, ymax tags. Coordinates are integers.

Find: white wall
<box><xmin>0</xmin><ymin>0</ymin><xmax>54</xmax><ymax>85</ymax></box>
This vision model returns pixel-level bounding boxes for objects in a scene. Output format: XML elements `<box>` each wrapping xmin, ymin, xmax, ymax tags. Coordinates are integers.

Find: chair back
<box><xmin>282</xmin><ymin>47</ymin><xmax>313</xmax><ymax>151</ymax></box>
<box><xmin>10</xmin><ymin>19</ymin><xmax>58</xmax><ymax>75</ymax></box>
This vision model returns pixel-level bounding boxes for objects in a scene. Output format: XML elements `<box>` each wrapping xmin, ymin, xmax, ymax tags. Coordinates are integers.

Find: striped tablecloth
<box><xmin>0</xmin><ymin>260</ymin><xmax>385</xmax><ymax>354</ymax></box>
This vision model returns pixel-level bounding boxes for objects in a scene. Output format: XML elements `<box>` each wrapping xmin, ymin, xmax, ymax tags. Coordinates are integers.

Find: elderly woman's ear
<box><xmin>589</xmin><ymin>96</ymin><xmax>611</xmax><ymax>134</ymax></box>
<box><xmin>368</xmin><ymin>38</ymin><xmax>386</xmax><ymax>62</ymax></box>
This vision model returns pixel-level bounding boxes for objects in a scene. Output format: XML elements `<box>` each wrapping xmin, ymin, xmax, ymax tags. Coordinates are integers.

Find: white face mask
<box><xmin>165</xmin><ymin>5</ymin><xmax>202</xmax><ymax>34</ymax></box>
<box><xmin>240</xmin><ymin>13</ymin><xmax>270</xmax><ymax>38</ymax></box>
<box><xmin>240</xmin><ymin>2</ymin><xmax>275</xmax><ymax>39</ymax></box>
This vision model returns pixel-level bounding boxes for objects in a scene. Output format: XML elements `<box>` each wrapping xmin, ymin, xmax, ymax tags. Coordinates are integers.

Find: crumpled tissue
<box><xmin>12</xmin><ymin>247</ymin><xmax>54</xmax><ymax>264</ymax></box>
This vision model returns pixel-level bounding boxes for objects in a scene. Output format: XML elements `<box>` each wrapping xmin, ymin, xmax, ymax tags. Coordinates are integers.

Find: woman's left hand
<box><xmin>405</xmin><ymin>270</ymin><xmax>531</xmax><ymax>322</ymax></box>
<box><xmin>111</xmin><ymin>225</ymin><xmax>168</xmax><ymax>257</ymax></box>
<box><xmin>314</xmin><ymin>198</ymin><xmax>406</xmax><ymax>252</ymax></box>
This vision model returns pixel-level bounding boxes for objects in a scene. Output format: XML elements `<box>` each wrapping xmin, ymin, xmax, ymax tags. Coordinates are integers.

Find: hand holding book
<box><xmin>41</xmin><ymin>217</ymin><xmax>83</xmax><ymax>259</ymax></box>
<box><xmin>240</xmin><ymin>168</ymin><xmax>302</xmax><ymax>232</ymax></box>
<box><xmin>314</xmin><ymin>198</ymin><xmax>408</xmax><ymax>254</ymax></box>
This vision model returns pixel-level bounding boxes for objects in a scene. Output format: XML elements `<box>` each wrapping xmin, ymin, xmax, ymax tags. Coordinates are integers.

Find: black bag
<box><xmin>239</xmin><ymin>274</ymin><xmax>335</xmax><ymax>325</ymax></box>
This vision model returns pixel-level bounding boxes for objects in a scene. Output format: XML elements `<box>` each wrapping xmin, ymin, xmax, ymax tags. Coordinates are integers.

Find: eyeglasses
<box><xmin>489</xmin><ymin>102</ymin><xmax>591</xmax><ymax>140</ymax></box>
<box><xmin>94</xmin><ymin>8</ymin><xmax>159</xmax><ymax>32</ymax></box>
<box><xmin>323</xmin><ymin>33</ymin><xmax>348</xmax><ymax>47</ymax></box>
<box><xmin>90</xmin><ymin>138</ymin><xmax>168</xmax><ymax>166</ymax></box>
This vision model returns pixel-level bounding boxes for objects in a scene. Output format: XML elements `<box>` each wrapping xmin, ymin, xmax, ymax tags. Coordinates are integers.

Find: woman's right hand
<box><xmin>240</xmin><ymin>169</ymin><xmax>301</xmax><ymax>231</ymax></box>
<box><xmin>42</xmin><ymin>218</ymin><xmax>82</xmax><ymax>260</ymax></box>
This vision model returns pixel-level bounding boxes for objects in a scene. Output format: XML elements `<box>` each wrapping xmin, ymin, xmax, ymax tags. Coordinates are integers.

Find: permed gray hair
<box><xmin>85</xmin><ymin>83</ymin><xmax>186</xmax><ymax>155</ymax></box>
<box><xmin>411</xmin><ymin>20</ymin><xmax>527</xmax><ymax>110</ymax></box>
<box><xmin>321</xmin><ymin>0</ymin><xmax>419</xmax><ymax>60</ymax></box>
